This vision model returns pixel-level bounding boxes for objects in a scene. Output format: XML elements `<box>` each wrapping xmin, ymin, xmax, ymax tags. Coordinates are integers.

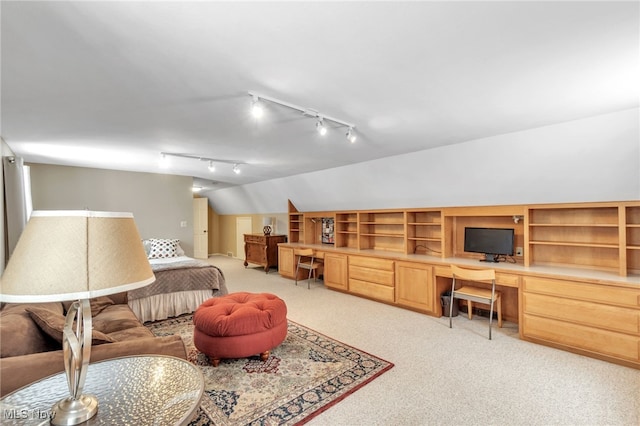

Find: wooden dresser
<box><xmin>244</xmin><ymin>234</ymin><xmax>287</xmax><ymax>273</ymax></box>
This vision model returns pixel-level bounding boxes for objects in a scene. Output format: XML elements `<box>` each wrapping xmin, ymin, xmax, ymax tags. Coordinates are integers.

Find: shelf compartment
<box><xmin>529</xmin><ymin>225</ymin><xmax>619</xmax><ymax>246</ymax></box>
<box><xmin>530</xmin><ymin>207</ymin><xmax>619</xmax><ymax>225</ymax></box>
<box><xmin>627</xmin><ymin>206</ymin><xmax>640</xmax><ymax>225</ymax></box>
<box><xmin>529</xmin><ymin>244</ymin><xmax>620</xmax><ymax>272</ymax></box>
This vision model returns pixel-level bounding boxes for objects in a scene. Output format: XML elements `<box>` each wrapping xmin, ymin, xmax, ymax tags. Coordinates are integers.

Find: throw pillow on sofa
<box><xmin>26</xmin><ymin>307</ymin><xmax>116</xmax><ymax>345</ymax></box>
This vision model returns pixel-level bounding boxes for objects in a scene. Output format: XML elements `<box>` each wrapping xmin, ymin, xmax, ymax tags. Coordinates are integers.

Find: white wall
<box><xmin>209</xmin><ymin>108</ymin><xmax>640</xmax><ymax>214</ymax></box>
<box><xmin>29</xmin><ymin>164</ymin><xmax>196</xmax><ymax>255</ymax></box>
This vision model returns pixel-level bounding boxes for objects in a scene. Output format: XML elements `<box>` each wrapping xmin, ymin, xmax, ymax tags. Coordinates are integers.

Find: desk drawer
<box><xmin>523</xmin><ymin>277</ymin><xmax>640</xmax><ymax>308</ymax></box>
<box><xmin>523</xmin><ymin>293</ymin><xmax>640</xmax><ymax>335</ymax></box>
<box><xmin>349</xmin><ymin>278</ymin><xmax>395</xmax><ymax>303</ymax></box>
<box><xmin>349</xmin><ymin>256</ymin><xmax>394</xmax><ymax>271</ymax></box>
<box><xmin>523</xmin><ymin>314</ymin><xmax>640</xmax><ymax>362</ymax></box>
<box><xmin>349</xmin><ymin>265</ymin><xmax>394</xmax><ymax>286</ymax></box>
<box><xmin>495</xmin><ymin>272</ymin><xmax>520</xmax><ymax>288</ymax></box>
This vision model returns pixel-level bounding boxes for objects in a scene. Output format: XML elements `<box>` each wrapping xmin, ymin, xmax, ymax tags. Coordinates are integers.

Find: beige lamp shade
<box><xmin>0</xmin><ymin>210</ymin><xmax>155</xmax><ymax>303</ymax></box>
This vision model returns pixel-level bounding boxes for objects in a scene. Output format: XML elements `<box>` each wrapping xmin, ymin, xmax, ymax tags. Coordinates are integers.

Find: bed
<box><xmin>127</xmin><ymin>239</ymin><xmax>229</xmax><ymax>323</ymax></box>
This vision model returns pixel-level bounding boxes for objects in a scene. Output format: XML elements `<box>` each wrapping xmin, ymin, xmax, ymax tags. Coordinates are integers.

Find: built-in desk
<box><xmin>278</xmin><ymin>242</ymin><xmax>640</xmax><ymax>369</ymax></box>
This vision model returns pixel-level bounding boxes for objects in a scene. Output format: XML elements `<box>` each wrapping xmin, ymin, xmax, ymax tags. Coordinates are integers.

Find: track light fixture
<box><xmin>316</xmin><ymin>118</ymin><xmax>327</xmax><ymax>136</ymax></box>
<box><xmin>248</xmin><ymin>91</ymin><xmax>356</xmax><ymax>141</ymax></box>
<box><xmin>159</xmin><ymin>153</ymin><xmax>170</xmax><ymax>169</ymax></box>
<box><xmin>250</xmin><ymin>95</ymin><xmax>264</xmax><ymax>119</ymax></box>
<box><xmin>346</xmin><ymin>127</ymin><xmax>357</xmax><ymax>143</ymax></box>
<box><xmin>159</xmin><ymin>153</ymin><xmax>245</xmax><ymax>174</ymax></box>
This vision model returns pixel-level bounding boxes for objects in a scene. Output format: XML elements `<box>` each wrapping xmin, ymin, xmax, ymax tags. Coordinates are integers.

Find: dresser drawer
<box><xmin>245</xmin><ymin>235</ymin><xmax>266</xmax><ymax>244</ymax></box>
<box><xmin>523</xmin><ymin>277</ymin><xmax>640</xmax><ymax>308</ymax></box>
<box><xmin>349</xmin><ymin>265</ymin><xmax>394</xmax><ymax>286</ymax></box>
<box><xmin>523</xmin><ymin>292</ymin><xmax>640</xmax><ymax>335</ymax></box>
<box><xmin>349</xmin><ymin>256</ymin><xmax>394</xmax><ymax>271</ymax></box>
<box><xmin>349</xmin><ymin>279</ymin><xmax>395</xmax><ymax>303</ymax></box>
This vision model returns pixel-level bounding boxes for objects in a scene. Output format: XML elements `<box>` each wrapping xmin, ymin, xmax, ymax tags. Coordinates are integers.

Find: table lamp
<box><xmin>0</xmin><ymin>211</ymin><xmax>155</xmax><ymax>425</ymax></box>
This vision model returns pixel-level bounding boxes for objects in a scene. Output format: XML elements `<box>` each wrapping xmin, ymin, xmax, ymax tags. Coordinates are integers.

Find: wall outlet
<box><xmin>227</xmin><ymin>252</ymin><xmax>233</xmax><ymax>257</ymax></box>
<box><xmin>515</xmin><ymin>247</ymin><xmax>524</xmax><ymax>256</ymax></box>
<box><xmin>180</xmin><ymin>220</ymin><xmax>187</xmax><ymax>228</ymax></box>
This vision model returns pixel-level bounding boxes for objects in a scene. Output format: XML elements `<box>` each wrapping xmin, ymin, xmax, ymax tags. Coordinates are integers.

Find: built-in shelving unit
<box><xmin>287</xmin><ymin>200</ymin><xmax>640</xmax><ymax>277</ymax></box>
<box><xmin>288</xmin><ymin>200</ymin><xmax>304</xmax><ymax>243</ymax></box>
<box><xmin>406</xmin><ymin>209</ymin><xmax>442</xmax><ymax>256</ymax></box>
<box><xmin>335</xmin><ymin>212</ymin><xmax>358</xmax><ymax>249</ymax></box>
<box><xmin>527</xmin><ymin>204</ymin><xmax>622</xmax><ymax>274</ymax></box>
<box><xmin>627</xmin><ymin>206</ymin><xmax>640</xmax><ymax>275</ymax></box>
<box><xmin>358</xmin><ymin>210</ymin><xmax>406</xmax><ymax>252</ymax></box>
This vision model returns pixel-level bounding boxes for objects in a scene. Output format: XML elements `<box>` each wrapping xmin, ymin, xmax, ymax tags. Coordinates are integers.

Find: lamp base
<box><xmin>51</xmin><ymin>394</ymin><xmax>98</xmax><ymax>425</ymax></box>
<box><xmin>263</xmin><ymin>225</ymin><xmax>272</xmax><ymax>236</ymax></box>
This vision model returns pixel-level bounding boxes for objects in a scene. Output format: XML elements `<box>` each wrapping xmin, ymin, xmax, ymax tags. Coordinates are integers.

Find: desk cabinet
<box><xmin>521</xmin><ymin>276</ymin><xmax>640</xmax><ymax>367</ymax></box>
<box><xmin>244</xmin><ymin>234</ymin><xmax>287</xmax><ymax>273</ymax></box>
<box><xmin>278</xmin><ymin>246</ymin><xmax>295</xmax><ymax>278</ymax></box>
<box><xmin>396</xmin><ymin>261</ymin><xmax>434</xmax><ymax>313</ymax></box>
<box><xmin>323</xmin><ymin>253</ymin><xmax>348</xmax><ymax>291</ymax></box>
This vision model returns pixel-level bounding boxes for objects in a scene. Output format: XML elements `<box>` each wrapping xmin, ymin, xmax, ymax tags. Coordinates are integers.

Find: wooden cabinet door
<box><xmin>278</xmin><ymin>246</ymin><xmax>295</xmax><ymax>278</ymax></box>
<box><xmin>324</xmin><ymin>253</ymin><xmax>348</xmax><ymax>290</ymax></box>
<box><xmin>395</xmin><ymin>261</ymin><xmax>434</xmax><ymax>313</ymax></box>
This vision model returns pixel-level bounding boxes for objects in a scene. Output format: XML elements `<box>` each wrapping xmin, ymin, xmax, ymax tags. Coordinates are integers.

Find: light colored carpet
<box><xmin>208</xmin><ymin>255</ymin><xmax>640</xmax><ymax>426</ymax></box>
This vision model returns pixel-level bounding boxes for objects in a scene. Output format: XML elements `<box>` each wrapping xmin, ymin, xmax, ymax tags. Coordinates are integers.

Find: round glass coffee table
<box><xmin>0</xmin><ymin>355</ymin><xmax>204</xmax><ymax>425</ymax></box>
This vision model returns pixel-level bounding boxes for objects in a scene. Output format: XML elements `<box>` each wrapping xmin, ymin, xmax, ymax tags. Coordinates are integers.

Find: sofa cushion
<box><xmin>0</xmin><ymin>302</ymin><xmax>63</xmax><ymax>357</ymax></box>
<box><xmin>26</xmin><ymin>307</ymin><xmax>116</xmax><ymax>345</ymax></box>
<box><xmin>92</xmin><ymin>304</ymin><xmax>147</xmax><ymax>334</ymax></box>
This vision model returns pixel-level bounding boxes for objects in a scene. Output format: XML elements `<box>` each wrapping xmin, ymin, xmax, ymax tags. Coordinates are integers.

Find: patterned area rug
<box><xmin>146</xmin><ymin>314</ymin><xmax>393</xmax><ymax>425</ymax></box>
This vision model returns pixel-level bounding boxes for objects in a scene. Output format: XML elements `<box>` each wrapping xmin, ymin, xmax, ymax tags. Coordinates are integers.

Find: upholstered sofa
<box><xmin>0</xmin><ymin>292</ymin><xmax>186</xmax><ymax>396</ymax></box>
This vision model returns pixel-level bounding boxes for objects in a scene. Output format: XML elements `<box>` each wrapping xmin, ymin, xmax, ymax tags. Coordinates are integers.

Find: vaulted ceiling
<box><xmin>2</xmin><ymin>1</ymin><xmax>638</xmax><ymax>192</ymax></box>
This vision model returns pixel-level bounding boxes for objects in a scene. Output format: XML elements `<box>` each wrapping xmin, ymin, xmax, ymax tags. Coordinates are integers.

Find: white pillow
<box><xmin>147</xmin><ymin>238</ymin><xmax>180</xmax><ymax>259</ymax></box>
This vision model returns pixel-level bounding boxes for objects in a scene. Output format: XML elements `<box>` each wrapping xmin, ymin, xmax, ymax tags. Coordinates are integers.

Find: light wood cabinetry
<box><xmin>521</xmin><ymin>276</ymin><xmax>640</xmax><ymax>366</ymax></box>
<box><xmin>627</xmin><ymin>206</ymin><xmax>640</xmax><ymax>275</ymax></box>
<box><xmin>395</xmin><ymin>261</ymin><xmax>434</xmax><ymax>313</ymax></box>
<box><xmin>358</xmin><ymin>210</ymin><xmax>406</xmax><ymax>253</ymax></box>
<box><xmin>278</xmin><ymin>246</ymin><xmax>295</xmax><ymax>279</ymax></box>
<box><xmin>323</xmin><ymin>253</ymin><xmax>348</xmax><ymax>291</ymax></box>
<box><xmin>348</xmin><ymin>256</ymin><xmax>395</xmax><ymax>303</ymax></box>
<box><xmin>281</xmin><ymin>199</ymin><xmax>640</xmax><ymax>369</ymax></box>
<box><xmin>335</xmin><ymin>212</ymin><xmax>358</xmax><ymax>249</ymax></box>
<box><xmin>406</xmin><ymin>210</ymin><xmax>442</xmax><ymax>256</ymax></box>
<box><xmin>526</xmin><ymin>204</ymin><xmax>622</xmax><ymax>274</ymax></box>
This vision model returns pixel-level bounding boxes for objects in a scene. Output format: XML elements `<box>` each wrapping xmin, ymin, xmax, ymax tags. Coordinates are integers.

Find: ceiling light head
<box><xmin>316</xmin><ymin>118</ymin><xmax>327</xmax><ymax>136</ymax></box>
<box><xmin>233</xmin><ymin>163</ymin><xmax>241</xmax><ymax>174</ymax></box>
<box><xmin>159</xmin><ymin>153</ymin><xmax>170</xmax><ymax>169</ymax></box>
<box><xmin>207</xmin><ymin>161</ymin><xmax>215</xmax><ymax>172</ymax></box>
<box><xmin>192</xmin><ymin>186</ymin><xmax>203</xmax><ymax>193</ymax></box>
<box><xmin>346</xmin><ymin>127</ymin><xmax>357</xmax><ymax>143</ymax></box>
<box><xmin>251</xmin><ymin>95</ymin><xmax>264</xmax><ymax>119</ymax></box>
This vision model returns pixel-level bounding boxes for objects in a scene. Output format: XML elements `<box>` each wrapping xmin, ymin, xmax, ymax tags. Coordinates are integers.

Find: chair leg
<box><xmin>295</xmin><ymin>261</ymin><xmax>300</xmax><ymax>286</ymax></box>
<box><xmin>497</xmin><ymin>295</ymin><xmax>503</xmax><ymax>328</ymax></box>
<box><xmin>489</xmin><ymin>297</ymin><xmax>494</xmax><ymax>340</ymax></box>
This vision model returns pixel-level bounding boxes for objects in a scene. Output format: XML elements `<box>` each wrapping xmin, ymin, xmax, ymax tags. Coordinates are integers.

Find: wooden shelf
<box><xmin>529</xmin><ymin>241</ymin><xmax>619</xmax><ymax>249</ymax></box>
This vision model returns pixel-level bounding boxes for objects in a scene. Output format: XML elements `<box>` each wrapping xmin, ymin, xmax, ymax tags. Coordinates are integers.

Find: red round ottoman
<box><xmin>193</xmin><ymin>292</ymin><xmax>287</xmax><ymax>367</ymax></box>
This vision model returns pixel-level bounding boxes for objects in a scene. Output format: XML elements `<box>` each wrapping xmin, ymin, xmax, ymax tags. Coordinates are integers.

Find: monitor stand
<box><xmin>480</xmin><ymin>253</ymin><xmax>499</xmax><ymax>263</ymax></box>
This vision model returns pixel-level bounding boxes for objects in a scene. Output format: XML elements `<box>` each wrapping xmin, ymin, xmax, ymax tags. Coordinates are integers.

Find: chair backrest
<box><xmin>295</xmin><ymin>248</ymin><xmax>314</xmax><ymax>257</ymax></box>
<box><xmin>450</xmin><ymin>264</ymin><xmax>495</xmax><ymax>283</ymax></box>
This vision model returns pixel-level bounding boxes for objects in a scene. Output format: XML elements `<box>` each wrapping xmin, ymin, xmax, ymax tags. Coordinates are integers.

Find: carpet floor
<box><xmin>146</xmin><ymin>314</ymin><xmax>393</xmax><ymax>425</ymax></box>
